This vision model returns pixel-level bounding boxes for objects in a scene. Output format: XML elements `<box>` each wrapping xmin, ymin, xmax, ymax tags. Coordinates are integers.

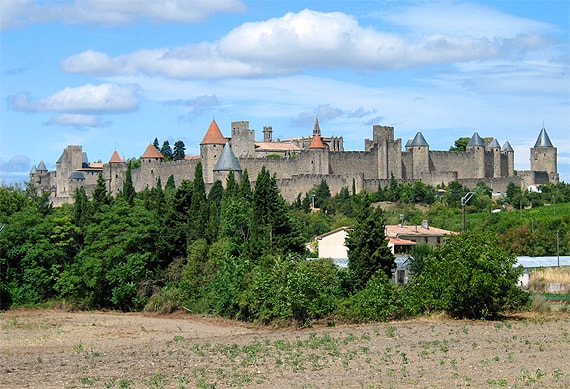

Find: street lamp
<box><xmin>461</xmin><ymin>192</ymin><xmax>475</xmax><ymax>233</ymax></box>
<box><xmin>311</xmin><ymin>194</ymin><xmax>316</xmax><ymax>210</ymax></box>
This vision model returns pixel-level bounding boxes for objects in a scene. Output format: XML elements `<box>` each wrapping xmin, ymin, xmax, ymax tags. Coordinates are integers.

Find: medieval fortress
<box><xmin>30</xmin><ymin>118</ymin><xmax>558</xmax><ymax>206</ymax></box>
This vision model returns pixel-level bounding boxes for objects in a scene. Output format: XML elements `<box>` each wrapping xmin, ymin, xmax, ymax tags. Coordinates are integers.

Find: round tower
<box><xmin>466</xmin><ymin>132</ymin><xmax>485</xmax><ymax>179</ymax></box>
<box><xmin>530</xmin><ymin>126</ymin><xmax>557</xmax><ymax>177</ymax></box>
<box><xmin>200</xmin><ymin>119</ymin><xmax>227</xmax><ymax>184</ymax></box>
<box><xmin>409</xmin><ymin>131</ymin><xmax>429</xmax><ymax>179</ymax></box>
<box><xmin>308</xmin><ymin>117</ymin><xmax>329</xmax><ymax>174</ymax></box>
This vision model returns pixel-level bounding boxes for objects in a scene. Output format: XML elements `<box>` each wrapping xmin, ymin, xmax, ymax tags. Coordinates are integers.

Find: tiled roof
<box><xmin>385</xmin><ymin>224</ymin><xmax>457</xmax><ymax>238</ymax></box>
<box><xmin>254</xmin><ymin>142</ymin><xmax>302</xmax><ymax>152</ymax></box>
<box><xmin>141</xmin><ymin>144</ymin><xmax>165</xmax><ymax>159</ymax></box>
<box><xmin>388</xmin><ymin>237</ymin><xmax>417</xmax><ymax>245</ymax></box>
<box><xmin>315</xmin><ymin>227</ymin><xmax>351</xmax><ymax>240</ymax></box>
<box><xmin>109</xmin><ymin>150</ymin><xmax>123</xmax><ymax>163</ymax></box>
<box><xmin>200</xmin><ymin>119</ymin><xmax>226</xmax><ymax>145</ymax></box>
<box><xmin>309</xmin><ymin>134</ymin><xmax>326</xmax><ymax>149</ymax></box>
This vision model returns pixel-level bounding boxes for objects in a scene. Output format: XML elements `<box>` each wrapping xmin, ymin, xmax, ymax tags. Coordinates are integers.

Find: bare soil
<box><xmin>1</xmin><ymin>308</ymin><xmax>569</xmax><ymax>388</ymax></box>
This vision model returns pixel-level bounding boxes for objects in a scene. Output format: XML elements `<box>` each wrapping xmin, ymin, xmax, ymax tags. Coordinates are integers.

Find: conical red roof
<box><xmin>141</xmin><ymin>144</ymin><xmax>165</xmax><ymax>159</ymax></box>
<box><xmin>309</xmin><ymin>134</ymin><xmax>326</xmax><ymax>149</ymax></box>
<box><xmin>109</xmin><ymin>150</ymin><xmax>123</xmax><ymax>163</ymax></box>
<box><xmin>200</xmin><ymin>119</ymin><xmax>226</xmax><ymax>145</ymax></box>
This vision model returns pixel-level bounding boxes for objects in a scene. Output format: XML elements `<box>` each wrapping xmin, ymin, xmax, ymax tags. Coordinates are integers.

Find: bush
<box><xmin>337</xmin><ymin>271</ymin><xmax>398</xmax><ymax>322</ymax></box>
<box><xmin>238</xmin><ymin>256</ymin><xmax>344</xmax><ymax>325</ymax></box>
<box><xmin>406</xmin><ymin>232</ymin><xmax>529</xmax><ymax>319</ymax></box>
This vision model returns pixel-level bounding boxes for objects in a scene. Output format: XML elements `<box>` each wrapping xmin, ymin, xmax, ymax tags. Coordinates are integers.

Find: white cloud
<box><xmin>10</xmin><ymin>83</ymin><xmax>139</xmax><ymax>113</ymax></box>
<box><xmin>374</xmin><ymin>2</ymin><xmax>554</xmax><ymax>39</ymax></box>
<box><xmin>0</xmin><ymin>155</ymin><xmax>30</xmax><ymax>173</ymax></box>
<box><xmin>0</xmin><ymin>0</ymin><xmax>246</xmax><ymax>30</ymax></box>
<box><xmin>60</xmin><ymin>8</ymin><xmax>559</xmax><ymax>79</ymax></box>
<box><xmin>47</xmin><ymin>114</ymin><xmax>101</xmax><ymax>127</ymax></box>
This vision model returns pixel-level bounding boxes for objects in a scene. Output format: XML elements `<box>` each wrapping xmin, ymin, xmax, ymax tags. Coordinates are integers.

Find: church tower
<box><xmin>308</xmin><ymin>117</ymin><xmax>329</xmax><ymax>174</ymax></box>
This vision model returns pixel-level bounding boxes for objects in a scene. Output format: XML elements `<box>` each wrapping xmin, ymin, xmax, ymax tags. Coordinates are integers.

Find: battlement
<box><xmin>33</xmin><ymin>120</ymin><xmax>558</xmax><ymax>205</ymax></box>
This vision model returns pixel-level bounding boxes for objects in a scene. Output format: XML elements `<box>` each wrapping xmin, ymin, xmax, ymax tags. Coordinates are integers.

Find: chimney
<box><xmin>422</xmin><ymin>220</ymin><xmax>429</xmax><ymax>229</ymax></box>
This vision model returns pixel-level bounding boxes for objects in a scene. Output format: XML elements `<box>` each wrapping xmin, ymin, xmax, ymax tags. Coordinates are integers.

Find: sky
<box><xmin>1</xmin><ymin>0</ymin><xmax>569</xmax><ymax>185</ymax></box>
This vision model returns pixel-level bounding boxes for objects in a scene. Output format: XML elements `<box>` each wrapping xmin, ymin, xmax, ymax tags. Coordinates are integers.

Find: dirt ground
<box><xmin>1</xmin><ymin>309</ymin><xmax>569</xmax><ymax>388</ymax></box>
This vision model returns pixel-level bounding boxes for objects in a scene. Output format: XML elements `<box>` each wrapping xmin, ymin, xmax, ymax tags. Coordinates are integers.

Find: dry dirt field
<box><xmin>1</xmin><ymin>309</ymin><xmax>569</xmax><ymax>388</ymax></box>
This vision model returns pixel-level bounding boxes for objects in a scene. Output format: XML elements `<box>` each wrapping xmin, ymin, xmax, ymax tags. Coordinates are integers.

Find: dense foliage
<box><xmin>404</xmin><ymin>232</ymin><xmax>529</xmax><ymax>319</ymax></box>
<box><xmin>1</xmin><ymin>176</ymin><xmax>568</xmax><ymax>321</ymax></box>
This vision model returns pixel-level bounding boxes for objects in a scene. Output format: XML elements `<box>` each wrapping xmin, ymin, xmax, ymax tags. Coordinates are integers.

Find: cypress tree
<box><xmin>122</xmin><ymin>164</ymin><xmax>136</xmax><ymax>206</ymax></box>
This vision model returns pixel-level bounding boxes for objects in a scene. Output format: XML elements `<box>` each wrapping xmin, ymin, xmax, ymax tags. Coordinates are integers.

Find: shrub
<box><xmin>337</xmin><ymin>271</ymin><xmax>398</xmax><ymax>322</ymax></box>
<box><xmin>239</xmin><ymin>256</ymin><xmax>344</xmax><ymax>325</ymax></box>
<box><xmin>406</xmin><ymin>232</ymin><xmax>529</xmax><ymax>319</ymax></box>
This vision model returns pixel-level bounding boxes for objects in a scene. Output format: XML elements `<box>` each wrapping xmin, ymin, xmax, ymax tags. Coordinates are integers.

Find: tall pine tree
<box><xmin>346</xmin><ymin>202</ymin><xmax>395</xmax><ymax>289</ymax></box>
<box><xmin>122</xmin><ymin>163</ymin><xmax>136</xmax><ymax>206</ymax></box>
<box><xmin>173</xmin><ymin>140</ymin><xmax>186</xmax><ymax>161</ymax></box>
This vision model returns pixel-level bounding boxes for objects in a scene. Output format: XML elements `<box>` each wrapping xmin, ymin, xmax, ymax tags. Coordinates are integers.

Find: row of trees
<box><xmin>0</xmin><ymin>166</ymin><xmax>540</xmax><ymax>321</ymax></box>
<box><xmin>153</xmin><ymin>138</ymin><xmax>186</xmax><ymax>161</ymax></box>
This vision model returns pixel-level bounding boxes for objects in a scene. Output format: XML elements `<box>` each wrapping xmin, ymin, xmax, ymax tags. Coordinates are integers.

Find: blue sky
<box><xmin>1</xmin><ymin>0</ymin><xmax>569</xmax><ymax>185</ymax></box>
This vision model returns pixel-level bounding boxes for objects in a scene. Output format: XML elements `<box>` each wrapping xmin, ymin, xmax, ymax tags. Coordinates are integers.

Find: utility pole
<box><xmin>557</xmin><ymin>230</ymin><xmax>560</xmax><ymax>267</ymax></box>
<box><xmin>461</xmin><ymin>192</ymin><xmax>475</xmax><ymax>233</ymax></box>
<box><xmin>0</xmin><ymin>224</ymin><xmax>5</xmax><ymax>310</ymax></box>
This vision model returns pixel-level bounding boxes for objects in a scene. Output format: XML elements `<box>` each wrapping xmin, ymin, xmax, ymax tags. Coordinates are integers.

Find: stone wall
<box><xmin>329</xmin><ymin>151</ymin><xmax>377</xmax><ymax>177</ymax></box>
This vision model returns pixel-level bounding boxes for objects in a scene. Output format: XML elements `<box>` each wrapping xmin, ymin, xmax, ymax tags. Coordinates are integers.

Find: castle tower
<box><xmin>466</xmin><ymin>132</ymin><xmax>485</xmax><ymax>179</ymax></box>
<box><xmin>531</xmin><ymin>126</ymin><xmax>557</xmax><ymax>177</ymax></box>
<box><xmin>488</xmin><ymin>138</ymin><xmax>502</xmax><ymax>178</ymax></box>
<box><xmin>55</xmin><ymin>145</ymin><xmax>84</xmax><ymax>199</ymax></box>
<box><xmin>230</xmin><ymin>121</ymin><xmax>255</xmax><ymax>157</ymax></box>
<box><xmin>502</xmin><ymin>141</ymin><xmax>515</xmax><ymax>177</ymax></box>
<box><xmin>200</xmin><ymin>119</ymin><xmax>227</xmax><ymax>183</ymax></box>
<box><xmin>263</xmin><ymin>126</ymin><xmax>273</xmax><ymax>142</ymax></box>
<box><xmin>213</xmin><ymin>143</ymin><xmax>243</xmax><ymax>184</ymax></box>
<box><xmin>313</xmin><ymin>117</ymin><xmax>321</xmax><ymax>136</ymax></box>
<box><xmin>106</xmin><ymin>150</ymin><xmax>127</xmax><ymax>196</ymax></box>
<box><xmin>372</xmin><ymin>125</ymin><xmax>402</xmax><ymax>179</ymax></box>
<box><xmin>409</xmin><ymin>132</ymin><xmax>429</xmax><ymax>179</ymax></box>
<box><xmin>308</xmin><ymin>119</ymin><xmax>329</xmax><ymax>174</ymax></box>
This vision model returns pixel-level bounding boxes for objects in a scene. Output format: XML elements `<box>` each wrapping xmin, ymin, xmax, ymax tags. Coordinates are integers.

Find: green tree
<box><xmin>121</xmin><ymin>164</ymin><xmax>136</xmax><ymax>206</ymax></box>
<box><xmin>73</xmin><ymin>186</ymin><xmax>91</xmax><ymax>227</ymax></box>
<box><xmin>173</xmin><ymin>140</ymin><xmax>186</xmax><ymax>161</ymax></box>
<box><xmin>153</xmin><ymin>138</ymin><xmax>160</xmax><ymax>150</ymax></box>
<box><xmin>251</xmin><ymin>166</ymin><xmax>305</xmax><ymax>256</ymax></box>
<box><xmin>58</xmin><ymin>198</ymin><xmax>159</xmax><ymax>309</ymax></box>
<box><xmin>92</xmin><ymin>172</ymin><xmax>110</xmax><ymax>210</ymax></box>
<box><xmin>346</xmin><ymin>203</ymin><xmax>395</xmax><ymax>289</ymax></box>
<box><xmin>407</xmin><ymin>232</ymin><xmax>528</xmax><ymax>319</ymax></box>
<box><xmin>160</xmin><ymin>140</ymin><xmax>173</xmax><ymax>161</ymax></box>
<box><xmin>449</xmin><ymin>137</ymin><xmax>470</xmax><ymax>151</ymax></box>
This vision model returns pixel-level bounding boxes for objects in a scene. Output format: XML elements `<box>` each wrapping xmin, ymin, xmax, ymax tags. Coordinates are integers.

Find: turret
<box><xmin>200</xmin><ymin>119</ymin><xmax>227</xmax><ymax>183</ymax></box>
<box><xmin>502</xmin><ymin>141</ymin><xmax>515</xmax><ymax>177</ymax></box>
<box><xmin>107</xmin><ymin>150</ymin><xmax>127</xmax><ymax>196</ymax></box>
<box><xmin>488</xmin><ymin>138</ymin><xmax>502</xmax><ymax>178</ymax></box>
<box><xmin>466</xmin><ymin>132</ymin><xmax>485</xmax><ymax>179</ymax></box>
<box><xmin>307</xmin><ymin>117</ymin><xmax>328</xmax><ymax>174</ymax></box>
<box><xmin>409</xmin><ymin>131</ymin><xmax>429</xmax><ymax>179</ymax></box>
<box><xmin>213</xmin><ymin>143</ymin><xmax>243</xmax><ymax>183</ymax></box>
<box><xmin>531</xmin><ymin>126</ymin><xmax>557</xmax><ymax>177</ymax></box>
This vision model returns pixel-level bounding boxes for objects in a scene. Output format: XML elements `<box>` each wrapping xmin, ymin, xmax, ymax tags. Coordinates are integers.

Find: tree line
<box><xmin>1</xmin><ymin>167</ymin><xmax>568</xmax><ymax>323</ymax></box>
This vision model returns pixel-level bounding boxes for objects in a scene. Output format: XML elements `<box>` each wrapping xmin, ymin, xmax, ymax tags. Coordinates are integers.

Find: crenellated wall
<box><xmin>33</xmin><ymin>122</ymin><xmax>558</xmax><ymax>206</ymax></box>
